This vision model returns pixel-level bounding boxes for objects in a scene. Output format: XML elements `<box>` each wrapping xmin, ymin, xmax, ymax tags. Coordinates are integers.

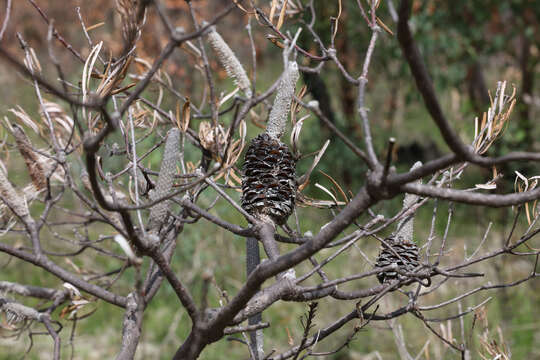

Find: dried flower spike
<box><xmin>395</xmin><ymin>161</ymin><xmax>422</xmax><ymax>243</ymax></box>
<box><xmin>266</xmin><ymin>61</ymin><xmax>299</xmax><ymax>139</ymax></box>
<box><xmin>0</xmin><ymin>164</ymin><xmax>30</xmax><ymax>221</ymax></box>
<box><xmin>206</xmin><ymin>25</ymin><xmax>252</xmax><ymax>98</ymax></box>
<box><xmin>116</xmin><ymin>0</ymin><xmax>144</xmax><ymax>49</ymax></box>
<box><xmin>148</xmin><ymin>128</ymin><xmax>180</xmax><ymax>231</ymax></box>
<box><xmin>11</xmin><ymin>124</ymin><xmax>47</xmax><ymax>191</ymax></box>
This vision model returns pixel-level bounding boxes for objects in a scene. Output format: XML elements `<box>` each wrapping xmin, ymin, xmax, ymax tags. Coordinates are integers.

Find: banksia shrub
<box><xmin>241</xmin><ymin>133</ymin><xmax>296</xmax><ymax>224</ymax></box>
<box><xmin>375</xmin><ymin>237</ymin><xmax>420</xmax><ymax>284</ymax></box>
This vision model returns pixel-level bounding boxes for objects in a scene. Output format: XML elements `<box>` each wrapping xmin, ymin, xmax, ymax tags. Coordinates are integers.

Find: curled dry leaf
<box><xmin>8</xmin><ymin>106</ymin><xmax>40</xmax><ymax>134</ymax></box>
<box><xmin>290</xmin><ymin>114</ymin><xmax>309</xmax><ymax>158</ymax></box>
<box><xmin>473</xmin><ymin>81</ymin><xmax>515</xmax><ymax>155</ymax></box>
<box><xmin>180</xmin><ymin>99</ymin><xmax>191</xmax><ymax>132</ymax></box>
<box><xmin>40</xmin><ymin>101</ymin><xmax>76</xmax><ymax>148</ymax></box>
<box><xmin>114</xmin><ymin>234</ymin><xmax>141</xmax><ymax>265</ymax></box>
<box><xmin>63</xmin><ymin>283</ymin><xmax>82</xmax><ymax>298</ymax></box>
<box><xmin>514</xmin><ymin>172</ymin><xmax>540</xmax><ymax>225</ymax></box>
<box><xmin>22</xmin><ymin>46</ymin><xmax>42</xmax><ymax>74</ymax></box>
<box><xmin>198</xmin><ymin>121</ymin><xmax>227</xmax><ymax>156</ymax></box>
<box><xmin>116</xmin><ymin>0</ymin><xmax>145</xmax><ymax>49</ymax></box>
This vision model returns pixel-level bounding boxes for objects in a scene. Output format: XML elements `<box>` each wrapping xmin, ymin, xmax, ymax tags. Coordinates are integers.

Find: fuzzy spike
<box><xmin>148</xmin><ymin>128</ymin><xmax>180</xmax><ymax>231</ymax></box>
<box><xmin>266</xmin><ymin>61</ymin><xmax>299</xmax><ymax>139</ymax></box>
<box><xmin>0</xmin><ymin>165</ymin><xmax>30</xmax><ymax>221</ymax></box>
<box><xmin>395</xmin><ymin>161</ymin><xmax>423</xmax><ymax>243</ymax></box>
<box><xmin>11</xmin><ymin>124</ymin><xmax>47</xmax><ymax>191</ymax></box>
<box><xmin>0</xmin><ymin>299</ymin><xmax>42</xmax><ymax>325</ymax></box>
<box><xmin>207</xmin><ymin>26</ymin><xmax>252</xmax><ymax>98</ymax></box>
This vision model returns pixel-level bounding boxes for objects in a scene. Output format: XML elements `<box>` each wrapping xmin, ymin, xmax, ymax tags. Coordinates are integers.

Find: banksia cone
<box><xmin>375</xmin><ymin>161</ymin><xmax>423</xmax><ymax>285</ymax></box>
<box><xmin>375</xmin><ymin>237</ymin><xmax>419</xmax><ymax>284</ymax></box>
<box><xmin>242</xmin><ymin>133</ymin><xmax>296</xmax><ymax>224</ymax></box>
<box><xmin>241</xmin><ymin>61</ymin><xmax>299</xmax><ymax>224</ymax></box>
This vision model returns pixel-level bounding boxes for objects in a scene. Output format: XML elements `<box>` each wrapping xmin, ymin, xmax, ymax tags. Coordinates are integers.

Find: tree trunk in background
<box><xmin>519</xmin><ymin>33</ymin><xmax>534</xmax><ymax>151</ymax></box>
<box><xmin>466</xmin><ymin>59</ymin><xmax>490</xmax><ymax>115</ymax></box>
<box><xmin>335</xmin><ymin>10</ymin><xmax>357</xmax><ymax>187</ymax></box>
<box><xmin>302</xmin><ymin>71</ymin><xmax>336</xmax><ymax>126</ymax></box>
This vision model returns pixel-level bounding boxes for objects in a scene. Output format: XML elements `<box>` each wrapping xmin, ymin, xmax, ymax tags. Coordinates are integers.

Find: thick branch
<box><xmin>402</xmin><ymin>183</ymin><xmax>540</xmax><ymax>207</ymax></box>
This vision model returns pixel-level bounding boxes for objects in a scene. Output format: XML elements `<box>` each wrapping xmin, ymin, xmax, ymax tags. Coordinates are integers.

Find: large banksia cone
<box><xmin>375</xmin><ymin>237</ymin><xmax>420</xmax><ymax>284</ymax></box>
<box><xmin>241</xmin><ymin>133</ymin><xmax>296</xmax><ymax>224</ymax></box>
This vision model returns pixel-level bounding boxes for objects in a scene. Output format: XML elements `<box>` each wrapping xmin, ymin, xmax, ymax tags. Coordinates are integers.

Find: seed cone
<box><xmin>241</xmin><ymin>133</ymin><xmax>296</xmax><ymax>224</ymax></box>
<box><xmin>375</xmin><ymin>237</ymin><xmax>419</xmax><ymax>284</ymax></box>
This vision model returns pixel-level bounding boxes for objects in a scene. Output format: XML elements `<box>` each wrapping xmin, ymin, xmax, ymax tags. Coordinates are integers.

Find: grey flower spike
<box><xmin>1</xmin><ymin>299</ymin><xmax>42</xmax><ymax>324</ymax></box>
<box><xmin>148</xmin><ymin>128</ymin><xmax>180</xmax><ymax>231</ymax></box>
<box><xmin>395</xmin><ymin>161</ymin><xmax>423</xmax><ymax>243</ymax></box>
<box><xmin>0</xmin><ymin>165</ymin><xmax>30</xmax><ymax>221</ymax></box>
<box><xmin>266</xmin><ymin>61</ymin><xmax>299</xmax><ymax>139</ymax></box>
<box><xmin>11</xmin><ymin>124</ymin><xmax>47</xmax><ymax>191</ymax></box>
<box><xmin>206</xmin><ymin>26</ymin><xmax>252</xmax><ymax>98</ymax></box>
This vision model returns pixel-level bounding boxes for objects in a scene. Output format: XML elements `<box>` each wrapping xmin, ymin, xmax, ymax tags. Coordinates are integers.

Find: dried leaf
<box><xmin>475</xmin><ymin>183</ymin><xmax>497</xmax><ymax>190</ymax></box>
<box><xmin>86</xmin><ymin>22</ymin><xmax>105</xmax><ymax>32</ymax></box>
<box><xmin>9</xmin><ymin>106</ymin><xmax>40</xmax><ymax>134</ymax></box>
<box><xmin>269</xmin><ymin>0</ymin><xmax>279</xmax><ymax>25</ymax></box>
<box><xmin>276</xmin><ymin>0</ymin><xmax>289</xmax><ymax>30</ymax></box>
<box><xmin>319</xmin><ymin>169</ymin><xmax>348</xmax><ymax>203</ymax></box>
<box><xmin>315</xmin><ymin>183</ymin><xmax>340</xmax><ymax>205</ymax></box>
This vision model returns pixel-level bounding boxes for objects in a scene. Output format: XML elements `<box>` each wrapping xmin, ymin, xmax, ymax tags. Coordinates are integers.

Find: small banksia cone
<box><xmin>376</xmin><ymin>162</ymin><xmax>423</xmax><ymax>285</ymax></box>
<box><xmin>375</xmin><ymin>237</ymin><xmax>420</xmax><ymax>284</ymax></box>
<box><xmin>241</xmin><ymin>133</ymin><xmax>296</xmax><ymax>224</ymax></box>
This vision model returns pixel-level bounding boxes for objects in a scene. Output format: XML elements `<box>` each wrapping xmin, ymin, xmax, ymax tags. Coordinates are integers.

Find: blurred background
<box><xmin>0</xmin><ymin>0</ymin><xmax>538</xmax><ymax>359</ymax></box>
